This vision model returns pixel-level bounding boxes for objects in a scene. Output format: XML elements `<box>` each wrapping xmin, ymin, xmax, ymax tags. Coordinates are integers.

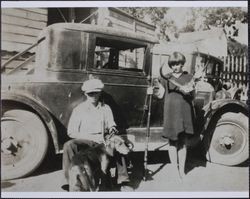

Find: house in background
<box><xmin>2</xmin><ymin>8</ymin><xmax>48</xmax><ymax>53</ymax></box>
<box><xmin>1</xmin><ymin>7</ymin><xmax>156</xmax><ymax>74</ymax></box>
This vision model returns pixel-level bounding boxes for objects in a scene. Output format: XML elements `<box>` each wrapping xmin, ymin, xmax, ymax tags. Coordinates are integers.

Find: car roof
<box><xmin>192</xmin><ymin>51</ymin><xmax>224</xmax><ymax>64</ymax></box>
<box><xmin>39</xmin><ymin>23</ymin><xmax>159</xmax><ymax>44</ymax></box>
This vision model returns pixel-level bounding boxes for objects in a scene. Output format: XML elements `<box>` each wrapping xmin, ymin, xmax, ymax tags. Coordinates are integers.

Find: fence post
<box><xmin>226</xmin><ymin>55</ymin><xmax>230</xmax><ymax>82</ymax></box>
<box><xmin>236</xmin><ymin>56</ymin><xmax>240</xmax><ymax>87</ymax></box>
<box><xmin>221</xmin><ymin>55</ymin><xmax>247</xmax><ymax>90</ymax></box>
<box><xmin>243</xmin><ymin>56</ymin><xmax>247</xmax><ymax>86</ymax></box>
<box><xmin>239</xmin><ymin>56</ymin><xmax>243</xmax><ymax>88</ymax></box>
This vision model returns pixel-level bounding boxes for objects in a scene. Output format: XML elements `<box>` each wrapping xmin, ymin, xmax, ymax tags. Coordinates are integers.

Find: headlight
<box><xmin>215</xmin><ymin>90</ymin><xmax>231</xmax><ymax>100</ymax></box>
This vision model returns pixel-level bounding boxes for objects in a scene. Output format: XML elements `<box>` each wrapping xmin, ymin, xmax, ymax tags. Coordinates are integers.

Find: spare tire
<box><xmin>1</xmin><ymin>109</ymin><xmax>48</xmax><ymax>180</ymax></box>
<box><xmin>205</xmin><ymin>112</ymin><xmax>248</xmax><ymax>166</ymax></box>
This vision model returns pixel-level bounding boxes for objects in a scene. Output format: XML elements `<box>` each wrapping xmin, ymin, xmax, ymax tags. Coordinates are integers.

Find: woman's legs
<box><xmin>169</xmin><ymin>134</ymin><xmax>188</xmax><ymax>180</ymax></box>
<box><xmin>177</xmin><ymin>145</ymin><xmax>187</xmax><ymax>178</ymax></box>
<box><xmin>177</xmin><ymin>134</ymin><xmax>189</xmax><ymax>179</ymax></box>
<box><xmin>168</xmin><ymin>141</ymin><xmax>179</xmax><ymax>177</ymax></box>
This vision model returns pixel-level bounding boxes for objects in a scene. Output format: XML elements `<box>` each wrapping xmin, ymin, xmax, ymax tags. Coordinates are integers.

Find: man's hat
<box><xmin>81</xmin><ymin>79</ymin><xmax>104</xmax><ymax>93</ymax></box>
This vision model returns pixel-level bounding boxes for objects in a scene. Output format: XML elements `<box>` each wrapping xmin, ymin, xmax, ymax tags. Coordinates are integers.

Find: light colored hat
<box><xmin>81</xmin><ymin>79</ymin><xmax>104</xmax><ymax>93</ymax></box>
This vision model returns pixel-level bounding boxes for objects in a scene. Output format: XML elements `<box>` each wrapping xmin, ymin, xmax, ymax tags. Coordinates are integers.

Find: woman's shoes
<box><xmin>120</xmin><ymin>182</ymin><xmax>134</xmax><ymax>192</ymax></box>
<box><xmin>178</xmin><ymin>170</ymin><xmax>186</xmax><ymax>179</ymax></box>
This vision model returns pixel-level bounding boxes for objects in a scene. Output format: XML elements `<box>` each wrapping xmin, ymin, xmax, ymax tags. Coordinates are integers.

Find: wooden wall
<box><xmin>1</xmin><ymin>7</ymin><xmax>156</xmax><ymax>75</ymax></box>
<box><xmin>90</xmin><ymin>8</ymin><xmax>156</xmax><ymax>38</ymax></box>
<box><xmin>1</xmin><ymin>8</ymin><xmax>48</xmax><ymax>53</ymax></box>
<box><xmin>1</xmin><ymin>7</ymin><xmax>155</xmax><ymax>54</ymax></box>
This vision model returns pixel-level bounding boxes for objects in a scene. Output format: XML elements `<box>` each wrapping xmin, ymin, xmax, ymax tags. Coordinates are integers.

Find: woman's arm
<box><xmin>178</xmin><ymin>78</ymin><xmax>195</xmax><ymax>96</ymax></box>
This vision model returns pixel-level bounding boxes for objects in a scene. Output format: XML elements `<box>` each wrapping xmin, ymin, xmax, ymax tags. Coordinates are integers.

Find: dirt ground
<box><xmin>1</xmin><ymin>149</ymin><xmax>249</xmax><ymax>197</ymax></box>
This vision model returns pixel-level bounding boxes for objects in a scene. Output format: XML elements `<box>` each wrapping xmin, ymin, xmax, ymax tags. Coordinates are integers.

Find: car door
<box><xmin>86</xmin><ymin>34</ymin><xmax>152</xmax><ymax>131</ymax></box>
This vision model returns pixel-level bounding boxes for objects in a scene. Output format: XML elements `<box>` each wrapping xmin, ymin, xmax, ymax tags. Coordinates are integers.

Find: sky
<box><xmin>165</xmin><ymin>8</ymin><xmax>193</xmax><ymax>29</ymax></box>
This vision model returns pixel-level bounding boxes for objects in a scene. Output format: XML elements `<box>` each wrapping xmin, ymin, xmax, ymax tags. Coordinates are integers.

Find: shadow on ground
<box><xmin>128</xmin><ymin>151</ymin><xmax>170</xmax><ymax>189</ymax></box>
<box><xmin>1</xmin><ymin>153</ymin><xmax>63</xmax><ymax>189</ymax></box>
<box><xmin>31</xmin><ymin>153</ymin><xmax>63</xmax><ymax>177</ymax></box>
<box><xmin>24</xmin><ymin>148</ymin><xmax>209</xmax><ymax>191</ymax></box>
<box><xmin>185</xmin><ymin>146</ymin><xmax>207</xmax><ymax>174</ymax></box>
<box><xmin>128</xmin><ymin>147</ymin><xmax>208</xmax><ymax>190</ymax></box>
<box><xmin>1</xmin><ymin>181</ymin><xmax>16</xmax><ymax>189</ymax></box>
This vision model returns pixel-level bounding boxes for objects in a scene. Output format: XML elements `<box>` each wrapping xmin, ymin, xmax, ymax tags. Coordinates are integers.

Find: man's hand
<box><xmin>108</xmin><ymin>126</ymin><xmax>119</xmax><ymax>135</ymax></box>
<box><xmin>110</xmin><ymin>167</ymin><xmax>116</xmax><ymax>178</ymax></box>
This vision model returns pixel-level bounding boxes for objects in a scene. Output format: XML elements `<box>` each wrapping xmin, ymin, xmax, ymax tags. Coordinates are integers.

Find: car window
<box><xmin>50</xmin><ymin>30</ymin><xmax>87</xmax><ymax>70</ymax></box>
<box><xmin>206</xmin><ymin>61</ymin><xmax>221</xmax><ymax>77</ymax></box>
<box><xmin>194</xmin><ymin>56</ymin><xmax>206</xmax><ymax>73</ymax></box>
<box><xmin>206</xmin><ymin>62</ymin><xmax>214</xmax><ymax>75</ymax></box>
<box><xmin>93</xmin><ymin>37</ymin><xmax>146</xmax><ymax>72</ymax></box>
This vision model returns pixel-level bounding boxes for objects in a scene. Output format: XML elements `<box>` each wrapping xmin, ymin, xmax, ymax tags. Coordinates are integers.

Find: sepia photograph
<box><xmin>1</xmin><ymin>1</ymin><xmax>249</xmax><ymax>198</ymax></box>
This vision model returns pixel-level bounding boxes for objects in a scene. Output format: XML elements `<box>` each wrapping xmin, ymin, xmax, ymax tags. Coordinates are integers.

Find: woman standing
<box><xmin>151</xmin><ymin>51</ymin><xmax>195</xmax><ymax>179</ymax></box>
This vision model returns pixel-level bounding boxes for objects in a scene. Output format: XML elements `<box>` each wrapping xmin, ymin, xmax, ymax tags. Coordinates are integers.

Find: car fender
<box><xmin>1</xmin><ymin>91</ymin><xmax>60</xmax><ymax>153</ymax></box>
<box><xmin>201</xmin><ymin>99</ymin><xmax>248</xmax><ymax>134</ymax></box>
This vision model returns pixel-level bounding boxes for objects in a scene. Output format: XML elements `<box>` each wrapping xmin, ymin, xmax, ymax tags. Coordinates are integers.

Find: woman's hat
<box><xmin>81</xmin><ymin>79</ymin><xmax>104</xmax><ymax>93</ymax></box>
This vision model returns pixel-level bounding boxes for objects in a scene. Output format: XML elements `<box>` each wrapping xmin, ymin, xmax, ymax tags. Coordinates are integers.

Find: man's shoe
<box><xmin>61</xmin><ymin>184</ymin><xmax>69</xmax><ymax>191</ymax></box>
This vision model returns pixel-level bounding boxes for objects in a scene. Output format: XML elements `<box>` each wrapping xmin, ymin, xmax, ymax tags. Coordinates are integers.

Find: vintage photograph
<box><xmin>1</xmin><ymin>1</ymin><xmax>248</xmax><ymax>198</ymax></box>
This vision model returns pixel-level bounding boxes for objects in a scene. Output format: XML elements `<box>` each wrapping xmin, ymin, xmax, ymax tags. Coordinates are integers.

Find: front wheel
<box><xmin>1</xmin><ymin>109</ymin><xmax>48</xmax><ymax>180</ymax></box>
<box><xmin>205</xmin><ymin>112</ymin><xmax>248</xmax><ymax>166</ymax></box>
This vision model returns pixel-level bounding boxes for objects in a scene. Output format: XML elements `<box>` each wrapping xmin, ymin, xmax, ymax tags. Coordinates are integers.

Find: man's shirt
<box><xmin>67</xmin><ymin>101</ymin><xmax>116</xmax><ymax>142</ymax></box>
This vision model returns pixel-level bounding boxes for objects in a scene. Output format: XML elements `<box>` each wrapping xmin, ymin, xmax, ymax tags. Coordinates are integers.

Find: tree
<box><xmin>121</xmin><ymin>7</ymin><xmax>168</xmax><ymax>24</ymax></box>
<box><xmin>120</xmin><ymin>7</ymin><xmax>174</xmax><ymax>40</ymax></box>
<box><xmin>203</xmin><ymin>8</ymin><xmax>247</xmax><ymax>28</ymax></box>
<box><xmin>121</xmin><ymin>7</ymin><xmax>247</xmax><ymax>48</ymax></box>
<box><xmin>227</xmin><ymin>38</ymin><xmax>248</xmax><ymax>56</ymax></box>
<box><xmin>203</xmin><ymin>8</ymin><xmax>248</xmax><ymax>56</ymax></box>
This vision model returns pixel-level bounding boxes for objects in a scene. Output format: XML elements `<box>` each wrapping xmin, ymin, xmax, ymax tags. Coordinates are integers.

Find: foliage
<box><xmin>180</xmin><ymin>7</ymin><xmax>247</xmax><ymax>32</ymax></box>
<box><xmin>202</xmin><ymin>8</ymin><xmax>248</xmax><ymax>56</ymax></box>
<box><xmin>227</xmin><ymin>38</ymin><xmax>248</xmax><ymax>56</ymax></box>
<box><xmin>121</xmin><ymin>7</ymin><xmax>168</xmax><ymax>24</ymax></box>
<box><xmin>121</xmin><ymin>7</ymin><xmax>247</xmax><ymax>33</ymax></box>
<box><xmin>203</xmin><ymin>7</ymin><xmax>248</xmax><ymax>28</ymax></box>
<box><xmin>121</xmin><ymin>7</ymin><xmax>248</xmax><ymax>55</ymax></box>
<box><xmin>120</xmin><ymin>7</ymin><xmax>173</xmax><ymax>40</ymax></box>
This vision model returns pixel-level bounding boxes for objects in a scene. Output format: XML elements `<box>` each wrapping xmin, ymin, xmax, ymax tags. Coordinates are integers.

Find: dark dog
<box><xmin>68</xmin><ymin>135</ymin><xmax>132</xmax><ymax>192</ymax></box>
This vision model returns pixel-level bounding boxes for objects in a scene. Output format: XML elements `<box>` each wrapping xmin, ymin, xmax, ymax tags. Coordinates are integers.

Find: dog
<box><xmin>68</xmin><ymin>135</ymin><xmax>132</xmax><ymax>192</ymax></box>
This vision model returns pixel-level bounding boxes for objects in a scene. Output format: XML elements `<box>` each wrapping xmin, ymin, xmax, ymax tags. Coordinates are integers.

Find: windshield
<box><xmin>194</xmin><ymin>55</ymin><xmax>222</xmax><ymax>77</ymax></box>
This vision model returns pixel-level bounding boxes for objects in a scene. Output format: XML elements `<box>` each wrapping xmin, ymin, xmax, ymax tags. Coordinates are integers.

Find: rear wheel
<box><xmin>1</xmin><ymin>109</ymin><xmax>48</xmax><ymax>180</ymax></box>
<box><xmin>205</xmin><ymin>112</ymin><xmax>248</xmax><ymax>166</ymax></box>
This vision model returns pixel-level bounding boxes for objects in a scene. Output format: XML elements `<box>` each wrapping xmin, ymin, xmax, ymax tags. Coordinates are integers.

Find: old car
<box><xmin>189</xmin><ymin>52</ymin><xmax>248</xmax><ymax>166</ymax></box>
<box><xmin>1</xmin><ymin>23</ymin><xmax>248</xmax><ymax>180</ymax></box>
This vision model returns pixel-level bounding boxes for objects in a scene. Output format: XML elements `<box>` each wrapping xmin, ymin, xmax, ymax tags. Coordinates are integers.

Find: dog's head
<box><xmin>106</xmin><ymin>135</ymin><xmax>132</xmax><ymax>155</ymax></box>
<box><xmin>70</xmin><ymin>153</ymin><xmax>96</xmax><ymax>191</ymax></box>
